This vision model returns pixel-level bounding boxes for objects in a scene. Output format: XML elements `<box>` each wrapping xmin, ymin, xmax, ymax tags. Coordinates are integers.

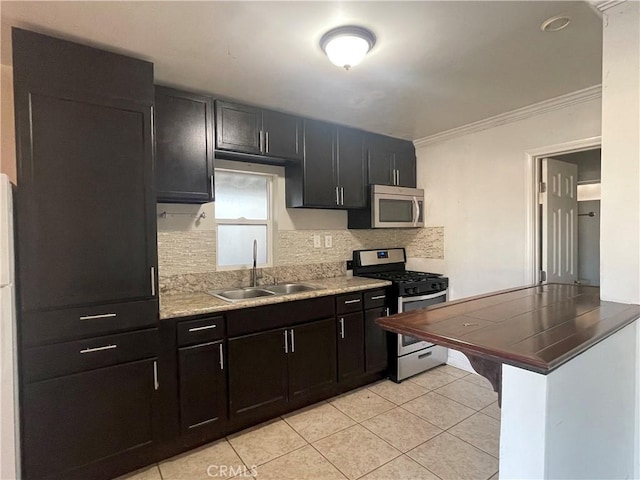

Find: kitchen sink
<box><xmin>208</xmin><ymin>283</ymin><xmax>320</xmax><ymax>302</ymax></box>
<box><xmin>209</xmin><ymin>288</ymin><xmax>276</xmax><ymax>302</ymax></box>
<box><xmin>263</xmin><ymin>283</ymin><xmax>318</xmax><ymax>295</ymax></box>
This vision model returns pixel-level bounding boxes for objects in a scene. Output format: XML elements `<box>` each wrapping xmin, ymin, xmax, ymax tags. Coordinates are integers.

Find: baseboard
<box><xmin>446</xmin><ymin>348</ymin><xmax>476</xmax><ymax>374</ymax></box>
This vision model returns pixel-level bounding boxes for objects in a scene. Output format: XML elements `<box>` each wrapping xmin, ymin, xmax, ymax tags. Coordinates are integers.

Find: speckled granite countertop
<box><xmin>159</xmin><ymin>276</ymin><xmax>392</xmax><ymax>320</ymax></box>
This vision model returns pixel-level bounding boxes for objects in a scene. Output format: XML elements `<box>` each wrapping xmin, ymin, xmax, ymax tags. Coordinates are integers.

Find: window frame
<box><xmin>214</xmin><ymin>167</ymin><xmax>274</xmax><ymax>271</ymax></box>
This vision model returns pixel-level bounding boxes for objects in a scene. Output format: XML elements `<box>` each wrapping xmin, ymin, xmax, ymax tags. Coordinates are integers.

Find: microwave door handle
<box><xmin>412</xmin><ymin>197</ymin><xmax>419</xmax><ymax>226</ymax></box>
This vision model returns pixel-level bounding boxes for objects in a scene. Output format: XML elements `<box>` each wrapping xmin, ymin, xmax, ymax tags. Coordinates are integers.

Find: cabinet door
<box><xmin>178</xmin><ymin>341</ymin><xmax>227</xmax><ymax>436</ymax></box>
<box><xmin>155</xmin><ymin>87</ymin><xmax>214</xmax><ymax>203</ymax></box>
<box><xmin>228</xmin><ymin>329</ymin><xmax>288</xmax><ymax>422</ymax></box>
<box><xmin>22</xmin><ymin>359</ymin><xmax>159</xmax><ymax>479</ymax></box>
<box><xmin>303</xmin><ymin>119</ymin><xmax>338</xmax><ymax>207</ymax></box>
<box><xmin>288</xmin><ymin>319</ymin><xmax>337</xmax><ymax>403</ymax></box>
<box><xmin>365</xmin><ymin>307</ymin><xmax>390</xmax><ymax>373</ymax></box>
<box><xmin>393</xmin><ymin>145</ymin><xmax>417</xmax><ymax>188</ymax></box>
<box><xmin>366</xmin><ymin>135</ymin><xmax>394</xmax><ymax>186</ymax></box>
<box><xmin>14</xmin><ymin>91</ymin><xmax>156</xmax><ymax>316</ymax></box>
<box><xmin>263</xmin><ymin>109</ymin><xmax>303</xmax><ymax>160</ymax></box>
<box><xmin>216</xmin><ymin>101</ymin><xmax>262</xmax><ymax>154</ymax></box>
<box><xmin>337</xmin><ymin>312</ymin><xmax>365</xmax><ymax>382</ymax></box>
<box><xmin>337</xmin><ymin>127</ymin><xmax>366</xmax><ymax>208</ymax></box>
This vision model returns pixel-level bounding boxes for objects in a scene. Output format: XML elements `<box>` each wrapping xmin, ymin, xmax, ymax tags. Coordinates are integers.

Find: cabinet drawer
<box><xmin>177</xmin><ymin>316</ymin><xmax>225</xmax><ymax>346</ymax></box>
<box><xmin>23</xmin><ymin>328</ymin><xmax>159</xmax><ymax>383</ymax></box>
<box><xmin>364</xmin><ymin>289</ymin><xmax>388</xmax><ymax>310</ymax></box>
<box><xmin>21</xmin><ymin>298</ymin><xmax>158</xmax><ymax>347</ymax></box>
<box><xmin>336</xmin><ymin>293</ymin><xmax>363</xmax><ymax>314</ymax></box>
<box><xmin>227</xmin><ymin>296</ymin><xmax>334</xmax><ymax>337</ymax></box>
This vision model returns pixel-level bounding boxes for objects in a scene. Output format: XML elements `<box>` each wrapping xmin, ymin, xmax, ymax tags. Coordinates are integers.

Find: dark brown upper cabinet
<box><xmin>155</xmin><ymin>86</ymin><xmax>214</xmax><ymax>204</ymax></box>
<box><xmin>12</xmin><ymin>28</ymin><xmax>158</xmax><ymax>346</ymax></box>
<box><xmin>366</xmin><ymin>133</ymin><xmax>417</xmax><ymax>188</ymax></box>
<box><xmin>286</xmin><ymin>120</ymin><xmax>366</xmax><ymax>209</ymax></box>
<box><xmin>215</xmin><ymin>100</ymin><xmax>303</xmax><ymax>161</ymax></box>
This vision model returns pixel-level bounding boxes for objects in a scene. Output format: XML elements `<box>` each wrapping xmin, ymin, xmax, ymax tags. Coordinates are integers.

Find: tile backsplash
<box><xmin>158</xmin><ymin>227</ymin><xmax>444</xmax><ymax>294</ymax></box>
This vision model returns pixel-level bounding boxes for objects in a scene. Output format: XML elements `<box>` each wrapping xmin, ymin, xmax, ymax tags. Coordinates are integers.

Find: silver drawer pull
<box><xmin>188</xmin><ymin>324</ymin><xmax>217</xmax><ymax>332</ymax></box>
<box><xmin>370</xmin><ymin>295</ymin><xmax>386</xmax><ymax>300</ymax></box>
<box><xmin>80</xmin><ymin>344</ymin><xmax>117</xmax><ymax>354</ymax></box>
<box><xmin>153</xmin><ymin>361</ymin><xmax>159</xmax><ymax>390</ymax></box>
<box><xmin>79</xmin><ymin>313</ymin><xmax>117</xmax><ymax>321</ymax></box>
<box><xmin>344</xmin><ymin>299</ymin><xmax>361</xmax><ymax>304</ymax></box>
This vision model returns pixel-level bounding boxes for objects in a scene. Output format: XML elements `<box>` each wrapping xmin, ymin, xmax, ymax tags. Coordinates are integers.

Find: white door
<box><xmin>541</xmin><ymin>158</ymin><xmax>578</xmax><ymax>284</ymax></box>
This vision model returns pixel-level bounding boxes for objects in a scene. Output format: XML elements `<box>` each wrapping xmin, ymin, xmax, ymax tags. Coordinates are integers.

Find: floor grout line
<box><xmin>307</xmin><ymin>441</ymin><xmax>350</xmax><ymax>479</ymax></box>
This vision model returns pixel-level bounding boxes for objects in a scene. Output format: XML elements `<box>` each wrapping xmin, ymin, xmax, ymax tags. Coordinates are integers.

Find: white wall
<box><xmin>500</xmin><ymin>322</ymin><xmax>638</xmax><ymax>479</ymax></box>
<box><xmin>597</xmin><ymin>4</ymin><xmax>640</xmax><ymax>478</ymax></box>
<box><xmin>600</xmin><ymin>1</ymin><xmax>640</xmax><ymax>304</ymax></box>
<box><xmin>414</xmin><ymin>98</ymin><xmax>601</xmax><ymax>300</ymax></box>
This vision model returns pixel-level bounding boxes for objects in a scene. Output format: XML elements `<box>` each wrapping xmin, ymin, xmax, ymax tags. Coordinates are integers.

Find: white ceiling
<box><xmin>0</xmin><ymin>1</ymin><xmax>602</xmax><ymax>140</ymax></box>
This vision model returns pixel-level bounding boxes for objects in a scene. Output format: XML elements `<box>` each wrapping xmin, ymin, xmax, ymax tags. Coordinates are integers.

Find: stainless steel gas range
<box><xmin>352</xmin><ymin>247</ymin><xmax>449</xmax><ymax>382</ymax></box>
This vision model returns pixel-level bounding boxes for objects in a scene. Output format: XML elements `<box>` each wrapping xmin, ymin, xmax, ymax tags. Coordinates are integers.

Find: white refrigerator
<box><xmin>0</xmin><ymin>173</ymin><xmax>19</xmax><ymax>479</ymax></box>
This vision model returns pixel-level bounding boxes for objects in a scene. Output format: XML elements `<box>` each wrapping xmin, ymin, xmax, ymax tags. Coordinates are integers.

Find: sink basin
<box><xmin>208</xmin><ymin>288</ymin><xmax>275</xmax><ymax>302</ymax></box>
<box><xmin>207</xmin><ymin>283</ymin><xmax>320</xmax><ymax>302</ymax></box>
<box><xmin>263</xmin><ymin>283</ymin><xmax>318</xmax><ymax>295</ymax></box>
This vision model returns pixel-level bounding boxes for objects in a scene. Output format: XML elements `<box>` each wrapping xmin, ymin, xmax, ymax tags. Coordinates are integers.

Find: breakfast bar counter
<box><xmin>378</xmin><ymin>283</ymin><xmax>640</xmax><ymax>374</ymax></box>
<box><xmin>378</xmin><ymin>283</ymin><xmax>640</xmax><ymax>479</ymax></box>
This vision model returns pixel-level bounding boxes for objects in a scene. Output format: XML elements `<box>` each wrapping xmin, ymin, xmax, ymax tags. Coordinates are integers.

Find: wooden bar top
<box><xmin>378</xmin><ymin>284</ymin><xmax>640</xmax><ymax>374</ymax></box>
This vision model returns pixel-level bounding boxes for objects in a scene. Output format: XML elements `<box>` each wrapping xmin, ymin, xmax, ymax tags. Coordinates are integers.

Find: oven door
<box><xmin>373</xmin><ymin>193</ymin><xmax>424</xmax><ymax>228</ymax></box>
<box><xmin>397</xmin><ymin>290</ymin><xmax>447</xmax><ymax>356</ymax></box>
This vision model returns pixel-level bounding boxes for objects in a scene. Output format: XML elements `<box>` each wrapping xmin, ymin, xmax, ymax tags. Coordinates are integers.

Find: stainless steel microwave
<box><xmin>347</xmin><ymin>185</ymin><xmax>424</xmax><ymax>229</ymax></box>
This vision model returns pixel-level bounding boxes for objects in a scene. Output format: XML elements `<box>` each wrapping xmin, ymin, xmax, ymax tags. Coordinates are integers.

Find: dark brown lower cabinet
<box><xmin>228</xmin><ymin>319</ymin><xmax>336</xmax><ymax>423</ymax></box>
<box><xmin>337</xmin><ymin>312</ymin><xmax>365</xmax><ymax>381</ymax></box>
<box><xmin>22</xmin><ymin>359</ymin><xmax>159</xmax><ymax>480</ymax></box>
<box><xmin>178</xmin><ymin>340</ymin><xmax>227</xmax><ymax>438</ymax></box>
<box><xmin>228</xmin><ymin>329</ymin><xmax>289</xmax><ymax>422</ymax></box>
<box><xmin>365</xmin><ymin>307</ymin><xmax>390</xmax><ymax>373</ymax></box>
<box><xmin>288</xmin><ymin>318</ymin><xmax>337</xmax><ymax>403</ymax></box>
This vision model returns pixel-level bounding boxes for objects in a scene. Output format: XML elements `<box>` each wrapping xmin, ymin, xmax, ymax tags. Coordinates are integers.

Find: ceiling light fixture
<box><xmin>541</xmin><ymin>15</ymin><xmax>571</xmax><ymax>32</ymax></box>
<box><xmin>320</xmin><ymin>26</ymin><xmax>376</xmax><ymax>70</ymax></box>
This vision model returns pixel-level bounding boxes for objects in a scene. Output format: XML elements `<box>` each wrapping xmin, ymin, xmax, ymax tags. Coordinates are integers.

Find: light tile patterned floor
<box><xmin>118</xmin><ymin>365</ymin><xmax>500</xmax><ymax>480</ymax></box>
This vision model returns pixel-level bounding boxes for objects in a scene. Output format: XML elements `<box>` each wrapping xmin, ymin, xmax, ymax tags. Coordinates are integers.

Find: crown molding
<box><xmin>592</xmin><ymin>0</ymin><xmax>626</xmax><ymax>13</ymax></box>
<box><xmin>413</xmin><ymin>85</ymin><xmax>602</xmax><ymax>149</ymax></box>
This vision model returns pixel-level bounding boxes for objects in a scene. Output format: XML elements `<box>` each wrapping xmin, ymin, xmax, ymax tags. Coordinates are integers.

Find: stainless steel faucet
<box><xmin>251</xmin><ymin>239</ymin><xmax>258</xmax><ymax>287</ymax></box>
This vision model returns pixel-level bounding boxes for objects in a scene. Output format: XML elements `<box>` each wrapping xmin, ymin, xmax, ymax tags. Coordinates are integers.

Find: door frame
<box><xmin>524</xmin><ymin>136</ymin><xmax>601</xmax><ymax>284</ymax></box>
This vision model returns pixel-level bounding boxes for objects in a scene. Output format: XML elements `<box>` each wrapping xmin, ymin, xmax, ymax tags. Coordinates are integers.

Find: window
<box><xmin>215</xmin><ymin>169</ymin><xmax>273</xmax><ymax>269</ymax></box>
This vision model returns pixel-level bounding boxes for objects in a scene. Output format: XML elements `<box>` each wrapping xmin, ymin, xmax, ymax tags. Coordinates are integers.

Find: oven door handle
<box><xmin>412</xmin><ymin>197</ymin><xmax>419</xmax><ymax>226</ymax></box>
<box><xmin>398</xmin><ymin>290</ymin><xmax>448</xmax><ymax>315</ymax></box>
<box><xmin>400</xmin><ymin>291</ymin><xmax>447</xmax><ymax>303</ymax></box>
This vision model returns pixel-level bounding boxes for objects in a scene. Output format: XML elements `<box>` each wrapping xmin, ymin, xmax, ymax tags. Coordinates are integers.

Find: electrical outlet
<box><xmin>324</xmin><ymin>235</ymin><xmax>332</xmax><ymax>248</ymax></box>
<box><xmin>313</xmin><ymin>234</ymin><xmax>321</xmax><ymax>248</ymax></box>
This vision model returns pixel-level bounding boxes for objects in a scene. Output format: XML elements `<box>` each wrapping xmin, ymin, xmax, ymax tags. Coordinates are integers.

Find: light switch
<box><xmin>324</xmin><ymin>235</ymin><xmax>332</xmax><ymax>248</ymax></box>
<box><xmin>313</xmin><ymin>234</ymin><xmax>321</xmax><ymax>248</ymax></box>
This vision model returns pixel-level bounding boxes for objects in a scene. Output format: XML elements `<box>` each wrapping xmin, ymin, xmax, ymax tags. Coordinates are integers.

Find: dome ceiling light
<box><xmin>541</xmin><ymin>15</ymin><xmax>571</xmax><ymax>32</ymax></box>
<box><xmin>320</xmin><ymin>26</ymin><xmax>376</xmax><ymax>70</ymax></box>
